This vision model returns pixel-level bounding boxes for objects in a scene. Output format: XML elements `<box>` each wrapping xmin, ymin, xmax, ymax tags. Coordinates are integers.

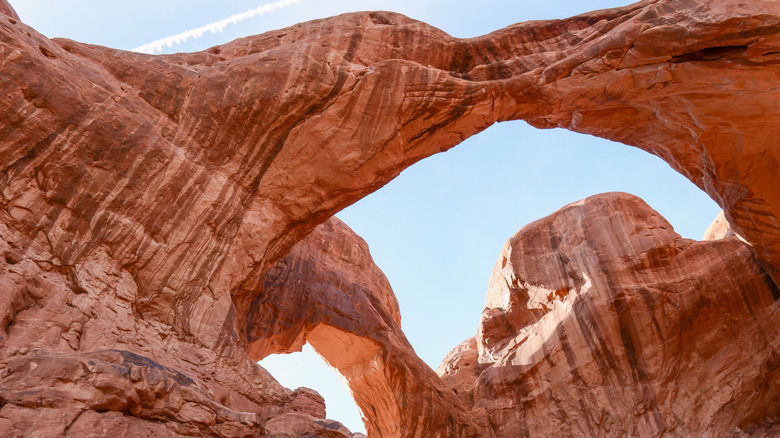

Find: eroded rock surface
<box><xmin>0</xmin><ymin>0</ymin><xmax>17</xmax><ymax>21</ymax></box>
<box><xmin>0</xmin><ymin>220</ymin><xmax>358</xmax><ymax>437</ymax></box>
<box><xmin>439</xmin><ymin>193</ymin><xmax>780</xmax><ymax>437</ymax></box>
<box><xmin>251</xmin><ymin>218</ymin><xmax>476</xmax><ymax>437</ymax></box>
<box><xmin>1</xmin><ymin>0</ymin><xmax>780</xmax><ymax>436</ymax></box>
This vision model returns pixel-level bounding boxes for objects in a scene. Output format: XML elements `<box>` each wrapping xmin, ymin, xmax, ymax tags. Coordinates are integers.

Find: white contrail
<box><xmin>132</xmin><ymin>0</ymin><xmax>301</xmax><ymax>54</ymax></box>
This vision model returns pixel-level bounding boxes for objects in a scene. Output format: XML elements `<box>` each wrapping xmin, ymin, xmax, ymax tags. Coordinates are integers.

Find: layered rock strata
<box><xmin>1</xmin><ymin>0</ymin><xmax>780</xmax><ymax>436</ymax></box>
<box><xmin>438</xmin><ymin>193</ymin><xmax>780</xmax><ymax>437</ymax></box>
<box><xmin>0</xmin><ymin>215</ymin><xmax>368</xmax><ymax>436</ymax></box>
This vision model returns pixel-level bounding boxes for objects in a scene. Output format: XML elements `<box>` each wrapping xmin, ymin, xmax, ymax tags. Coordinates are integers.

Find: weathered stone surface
<box><xmin>435</xmin><ymin>337</ymin><xmax>480</xmax><ymax>407</ymax></box>
<box><xmin>0</xmin><ymin>0</ymin><xmax>17</xmax><ymax>21</ymax></box>
<box><xmin>263</xmin><ymin>412</ymin><xmax>355</xmax><ymax>438</ymax></box>
<box><xmin>1</xmin><ymin>0</ymin><xmax>780</xmax><ymax>437</ymax></box>
<box><xmin>439</xmin><ymin>192</ymin><xmax>780</xmax><ymax>437</ymax></box>
<box><xmin>247</xmin><ymin>218</ymin><xmax>400</xmax><ymax>359</ymax></box>
<box><xmin>0</xmin><ymin>214</ymin><xmax>304</xmax><ymax>437</ymax></box>
<box><xmin>251</xmin><ymin>218</ymin><xmax>476</xmax><ymax>437</ymax></box>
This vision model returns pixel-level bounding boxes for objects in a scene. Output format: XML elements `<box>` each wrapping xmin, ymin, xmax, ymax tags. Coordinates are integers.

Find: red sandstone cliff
<box><xmin>438</xmin><ymin>193</ymin><xmax>780</xmax><ymax>436</ymax></box>
<box><xmin>1</xmin><ymin>0</ymin><xmax>780</xmax><ymax>436</ymax></box>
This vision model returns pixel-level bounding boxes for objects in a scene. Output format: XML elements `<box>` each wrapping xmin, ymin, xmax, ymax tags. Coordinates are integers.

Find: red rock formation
<box><xmin>0</xmin><ymin>217</ymin><xmax>359</xmax><ymax>436</ymax></box>
<box><xmin>438</xmin><ymin>192</ymin><xmax>780</xmax><ymax>437</ymax></box>
<box><xmin>250</xmin><ymin>218</ymin><xmax>476</xmax><ymax>437</ymax></box>
<box><xmin>0</xmin><ymin>0</ymin><xmax>17</xmax><ymax>21</ymax></box>
<box><xmin>1</xmin><ymin>0</ymin><xmax>780</xmax><ymax>436</ymax></box>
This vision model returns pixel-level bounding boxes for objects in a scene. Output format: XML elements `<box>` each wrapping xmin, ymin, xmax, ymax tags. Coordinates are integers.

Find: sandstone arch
<box><xmin>1</xmin><ymin>0</ymin><xmax>780</xmax><ymax>436</ymax></box>
<box><xmin>249</xmin><ymin>218</ymin><xmax>478</xmax><ymax>437</ymax></box>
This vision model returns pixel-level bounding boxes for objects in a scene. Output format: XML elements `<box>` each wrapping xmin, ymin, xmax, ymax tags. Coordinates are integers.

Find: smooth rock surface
<box><xmin>439</xmin><ymin>193</ymin><xmax>780</xmax><ymax>437</ymax></box>
<box><xmin>703</xmin><ymin>210</ymin><xmax>735</xmax><ymax>241</ymax></box>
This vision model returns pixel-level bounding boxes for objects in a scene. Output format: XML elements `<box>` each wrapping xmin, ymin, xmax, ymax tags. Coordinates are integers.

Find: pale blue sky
<box><xmin>14</xmin><ymin>1</ymin><xmax>720</xmax><ymax>434</ymax></box>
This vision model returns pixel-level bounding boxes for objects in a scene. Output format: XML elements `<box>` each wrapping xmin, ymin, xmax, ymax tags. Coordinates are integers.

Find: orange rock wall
<box><xmin>1</xmin><ymin>0</ymin><xmax>780</xmax><ymax>436</ymax></box>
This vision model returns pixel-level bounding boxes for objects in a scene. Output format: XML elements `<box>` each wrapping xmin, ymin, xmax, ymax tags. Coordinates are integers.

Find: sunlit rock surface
<box><xmin>439</xmin><ymin>193</ymin><xmax>780</xmax><ymax>437</ymax></box>
<box><xmin>1</xmin><ymin>0</ymin><xmax>780</xmax><ymax>436</ymax></box>
<box><xmin>703</xmin><ymin>210</ymin><xmax>736</xmax><ymax>241</ymax></box>
<box><xmin>252</xmin><ymin>218</ymin><xmax>476</xmax><ymax>437</ymax></box>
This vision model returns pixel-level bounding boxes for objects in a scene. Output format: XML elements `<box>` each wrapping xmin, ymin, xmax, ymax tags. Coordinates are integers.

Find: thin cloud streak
<box><xmin>132</xmin><ymin>0</ymin><xmax>301</xmax><ymax>54</ymax></box>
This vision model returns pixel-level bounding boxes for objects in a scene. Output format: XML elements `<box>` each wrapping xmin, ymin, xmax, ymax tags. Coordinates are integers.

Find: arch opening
<box><xmin>338</xmin><ymin>120</ymin><xmax>722</xmax><ymax>369</ymax></box>
<box><xmin>4</xmin><ymin>1</ymin><xmax>778</xmax><ymax>437</ymax></box>
<box><xmin>249</xmin><ymin>118</ymin><xmax>724</xmax><ymax>437</ymax></box>
<box><xmin>259</xmin><ymin>344</ymin><xmax>367</xmax><ymax>435</ymax></box>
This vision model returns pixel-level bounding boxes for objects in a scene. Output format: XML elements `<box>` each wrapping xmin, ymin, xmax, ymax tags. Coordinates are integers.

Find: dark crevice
<box><xmin>671</xmin><ymin>44</ymin><xmax>749</xmax><ymax>63</ymax></box>
<box><xmin>38</xmin><ymin>45</ymin><xmax>56</xmax><ymax>58</ymax></box>
<box><xmin>767</xmin><ymin>271</ymin><xmax>780</xmax><ymax>302</ymax></box>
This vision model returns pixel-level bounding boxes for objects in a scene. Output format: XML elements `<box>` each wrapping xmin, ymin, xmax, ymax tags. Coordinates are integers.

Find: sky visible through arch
<box><xmin>15</xmin><ymin>0</ymin><xmax>722</xmax><ymax>434</ymax></box>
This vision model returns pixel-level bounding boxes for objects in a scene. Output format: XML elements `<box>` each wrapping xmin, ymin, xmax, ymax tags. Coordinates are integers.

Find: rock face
<box><xmin>250</xmin><ymin>218</ymin><xmax>476</xmax><ymax>437</ymax></box>
<box><xmin>438</xmin><ymin>193</ymin><xmax>780</xmax><ymax>437</ymax></box>
<box><xmin>0</xmin><ymin>215</ymin><xmax>356</xmax><ymax>436</ymax></box>
<box><xmin>0</xmin><ymin>0</ymin><xmax>17</xmax><ymax>21</ymax></box>
<box><xmin>1</xmin><ymin>0</ymin><xmax>780</xmax><ymax>437</ymax></box>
